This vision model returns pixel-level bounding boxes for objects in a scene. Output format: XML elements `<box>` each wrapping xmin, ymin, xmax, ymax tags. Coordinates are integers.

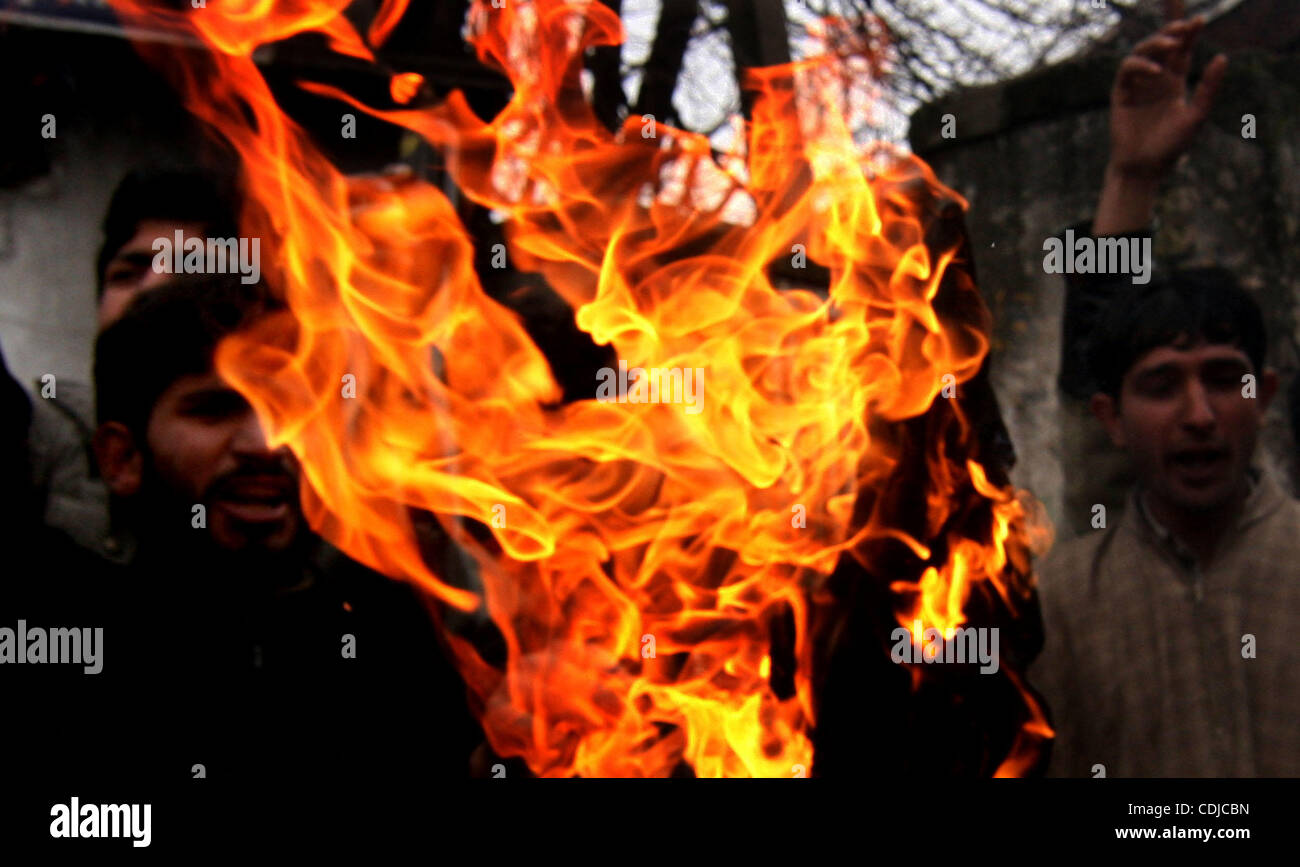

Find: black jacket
<box><xmin>1</xmin><ymin>527</ymin><xmax>483</xmax><ymax>812</ymax></box>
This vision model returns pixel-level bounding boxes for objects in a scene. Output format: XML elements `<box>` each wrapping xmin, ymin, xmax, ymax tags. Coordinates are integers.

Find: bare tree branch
<box><xmin>611</xmin><ymin>0</ymin><xmax>1243</xmax><ymax>143</ymax></box>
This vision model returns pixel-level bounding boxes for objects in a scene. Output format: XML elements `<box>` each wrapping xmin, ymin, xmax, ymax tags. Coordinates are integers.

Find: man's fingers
<box><xmin>1160</xmin><ymin>17</ymin><xmax>1201</xmax><ymax>40</ymax></box>
<box><xmin>1179</xmin><ymin>15</ymin><xmax>1209</xmax><ymax>62</ymax></box>
<box><xmin>1133</xmin><ymin>33</ymin><xmax>1183</xmax><ymax>63</ymax></box>
<box><xmin>1117</xmin><ymin>54</ymin><xmax>1166</xmax><ymax>87</ymax></box>
<box><xmin>1169</xmin><ymin>28</ymin><xmax>1199</xmax><ymax>78</ymax></box>
<box><xmin>1134</xmin><ymin>18</ymin><xmax>1205</xmax><ymax>75</ymax></box>
<box><xmin>1191</xmin><ymin>53</ymin><xmax>1229</xmax><ymax>119</ymax></box>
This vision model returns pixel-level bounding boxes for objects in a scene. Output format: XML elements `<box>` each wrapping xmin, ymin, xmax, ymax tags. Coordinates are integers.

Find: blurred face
<box><xmin>98</xmin><ymin>219</ymin><xmax>206</xmax><ymax>329</ymax></box>
<box><xmin>143</xmin><ymin>371</ymin><xmax>301</xmax><ymax>553</ymax></box>
<box><xmin>1094</xmin><ymin>338</ymin><xmax>1275</xmax><ymax>515</ymax></box>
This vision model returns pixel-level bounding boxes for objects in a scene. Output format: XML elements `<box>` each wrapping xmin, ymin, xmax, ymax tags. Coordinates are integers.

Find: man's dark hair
<box><xmin>96</xmin><ymin>167</ymin><xmax>240</xmax><ymax>298</ymax></box>
<box><xmin>1087</xmin><ymin>267</ymin><xmax>1267</xmax><ymax>401</ymax></box>
<box><xmin>94</xmin><ymin>275</ymin><xmax>280</xmax><ymax>435</ymax></box>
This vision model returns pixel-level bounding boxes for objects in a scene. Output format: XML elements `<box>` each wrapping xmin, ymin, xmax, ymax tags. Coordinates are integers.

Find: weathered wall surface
<box><xmin>0</xmin><ymin>133</ymin><xmax>181</xmax><ymax>389</ymax></box>
<box><xmin>910</xmin><ymin>32</ymin><xmax>1300</xmax><ymax>540</ymax></box>
<box><xmin>0</xmin><ymin>27</ymin><xmax>207</xmax><ymax>392</ymax></box>
<box><xmin>0</xmin><ymin>23</ymin><xmax>408</xmax><ymax>395</ymax></box>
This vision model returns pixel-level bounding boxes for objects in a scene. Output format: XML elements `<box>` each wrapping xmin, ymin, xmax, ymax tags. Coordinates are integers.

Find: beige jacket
<box><xmin>1032</xmin><ymin>470</ymin><xmax>1300</xmax><ymax>777</ymax></box>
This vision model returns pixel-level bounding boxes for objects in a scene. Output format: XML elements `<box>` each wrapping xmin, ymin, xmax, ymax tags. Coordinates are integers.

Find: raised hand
<box><xmin>1093</xmin><ymin>0</ymin><xmax>1227</xmax><ymax>235</ymax></box>
<box><xmin>1108</xmin><ymin>6</ymin><xmax>1227</xmax><ymax>179</ymax></box>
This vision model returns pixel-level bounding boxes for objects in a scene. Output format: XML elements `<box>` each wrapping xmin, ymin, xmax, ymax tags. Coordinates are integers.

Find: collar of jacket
<box><xmin>1123</xmin><ymin>466</ymin><xmax>1282</xmax><ymax>568</ymax></box>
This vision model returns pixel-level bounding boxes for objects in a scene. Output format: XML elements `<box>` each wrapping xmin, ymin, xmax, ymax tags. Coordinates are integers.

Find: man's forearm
<box><xmin>1092</xmin><ymin>164</ymin><xmax>1162</xmax><ymax>237</ymax></box>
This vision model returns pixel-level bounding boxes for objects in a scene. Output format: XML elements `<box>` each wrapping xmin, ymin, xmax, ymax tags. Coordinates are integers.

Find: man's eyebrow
<box><xmin>1200</xmin><ymin>355</ymin><xmax>1251</xmax><ymax>369</ymax></box>
<box><xmin>175</xmin><ymin>386</ymin><xmax>246</xmax><ymax>406</ymax></box>
<box><xmin>1131</xmin><ymin>362</ymin><xmax>1182</xmax><ymax>380</ymax></box>
<box><xmin>1132</xmin><ymin>355</ymin><xmax>1251</xmax><ymax>383</ymax></box>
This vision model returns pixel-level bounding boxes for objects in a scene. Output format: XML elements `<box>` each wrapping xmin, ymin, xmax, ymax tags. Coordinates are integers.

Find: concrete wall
<box><xmin>0</xmin><ymin>26</ymin><xmax>203</xmax><ymax>393</ymax></box>
<box><xmin>0</xmin><ymin>20</ymin><xmax>439</xmax><ymax>395</ymax></box>
<box><xmin>1</xmin><ymin>133</ymin><xmax>172</xmax><ymax>389</ymax></box>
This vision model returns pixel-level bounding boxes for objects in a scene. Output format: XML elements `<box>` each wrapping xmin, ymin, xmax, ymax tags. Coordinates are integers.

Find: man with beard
<box><xmin>2</xmin><ymin>275</ymin><xmax>482</xmax><ymax>825</ymax></box>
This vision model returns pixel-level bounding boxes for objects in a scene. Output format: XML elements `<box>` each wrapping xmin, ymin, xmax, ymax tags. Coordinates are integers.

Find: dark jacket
<box><xmin>0</xmin><ymin>527</ymin><xmax>484</xmax><ymax>799</ymax></box>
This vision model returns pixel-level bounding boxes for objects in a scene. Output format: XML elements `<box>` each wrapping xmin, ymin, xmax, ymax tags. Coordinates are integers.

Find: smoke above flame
<box><xmin>108</xmin><ymin>0</ymin><xmax>1051</xmax><ymax>777</ymax></box>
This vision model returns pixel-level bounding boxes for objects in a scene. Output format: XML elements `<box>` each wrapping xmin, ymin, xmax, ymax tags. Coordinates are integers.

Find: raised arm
<box><xmin>1092</xmin><ymin>1</ymin><xmax>1227</xmax><ymax>236</ymax></box>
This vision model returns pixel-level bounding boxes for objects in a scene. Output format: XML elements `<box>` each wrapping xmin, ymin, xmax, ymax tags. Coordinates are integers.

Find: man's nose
<box><xmin>1181</xmin><ymin>379</ymin><xmax>1217</xmax><ymax>428</ymax></box>
<box><xmin>231</xmin><ymin>407</ymin><xmax>283</xmax><ymax>457</ymax></box>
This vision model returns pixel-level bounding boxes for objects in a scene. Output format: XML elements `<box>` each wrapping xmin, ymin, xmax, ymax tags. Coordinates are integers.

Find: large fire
<box><xmin>109</xmin><ymin>0</ymin><xmax>1051</xmax><ymax>777</ymax></box>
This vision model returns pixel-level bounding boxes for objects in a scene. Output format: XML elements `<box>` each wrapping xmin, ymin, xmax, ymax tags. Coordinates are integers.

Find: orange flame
<box><xmin>108</xmin><ymin>0</ymin><xmax>1051</xmax><ymax>777</ymax></box>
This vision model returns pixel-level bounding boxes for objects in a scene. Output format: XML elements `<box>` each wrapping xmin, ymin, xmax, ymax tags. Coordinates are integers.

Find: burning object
<box><xmin>107</xmin><ymin>0</ymin><xmax>1051</xmax><ymax>777</ymax></box>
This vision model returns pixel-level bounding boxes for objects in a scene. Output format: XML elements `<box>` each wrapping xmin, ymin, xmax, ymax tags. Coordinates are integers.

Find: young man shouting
<box><xmin>1032</xmin><ymin>9</ymin><xmax>1300</xmax><ymax>777</ymax></box>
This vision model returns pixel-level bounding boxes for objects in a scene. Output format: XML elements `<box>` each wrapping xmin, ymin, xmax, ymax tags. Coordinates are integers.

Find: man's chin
<box><xmin>1159</xmin><ymin>477</ymin><xmax>1240</xmax><ymax>514</ymax></box>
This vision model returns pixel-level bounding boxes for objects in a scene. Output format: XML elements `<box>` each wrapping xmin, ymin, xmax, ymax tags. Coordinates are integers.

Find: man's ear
<box><xmin>1257</xmin><ymin>367</ymin><xmax>1280</xmax><ymax>415</ymax></box>
<box><xmin>93</xmin><ymin>422</ymin><xmax>143</xmax><ymax>497</ymax></box>
<box><xmin>1089</xmin><ymin>391</ymin><xmax>1127</xmax><ymax>449</ymax></box>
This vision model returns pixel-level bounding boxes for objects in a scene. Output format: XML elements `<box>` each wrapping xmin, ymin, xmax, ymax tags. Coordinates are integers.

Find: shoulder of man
<box><xmin>25</xmin><ymin>385</ymin><xmax>114</xmax><ymax>557</ymax></box>
<box><xmin>26</xmin><ymin>378</ymin><xmax>96</xmax><ymax>489</ymax></box>
<box><xmin>1236</xmin><ymin>474</ymin><xmax>1300</xmax><ymax>572</ymax></box>
<box><xmin>27</xmin><ymin>377</ymin><xmax>95</xmax><ymax>438</ymax></box>
<box><xmin>1035</xmin><ymin>525</ymin><xmax>1116</xmax><ymax>614</ymax></box>
<box><xmin>1031</xmin><ymin>524</ymin><xmax>1127</xmax><ymax>778</ymax></box>
<box><xmin>0</xmin><ymin>524</ymin><xmax>132</xmax><ymax>635</ymax></box>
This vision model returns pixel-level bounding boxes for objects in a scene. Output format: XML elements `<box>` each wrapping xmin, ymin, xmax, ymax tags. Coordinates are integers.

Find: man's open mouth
<box><xmin>1169</xmin><ymin>448</ymin><xmax>1230</xmax><ymax>477</ymax></box>
<box><xmin>212</xmin><ymin>475</ymin><xmax>296</xmax><ymax>523</ymax></box>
